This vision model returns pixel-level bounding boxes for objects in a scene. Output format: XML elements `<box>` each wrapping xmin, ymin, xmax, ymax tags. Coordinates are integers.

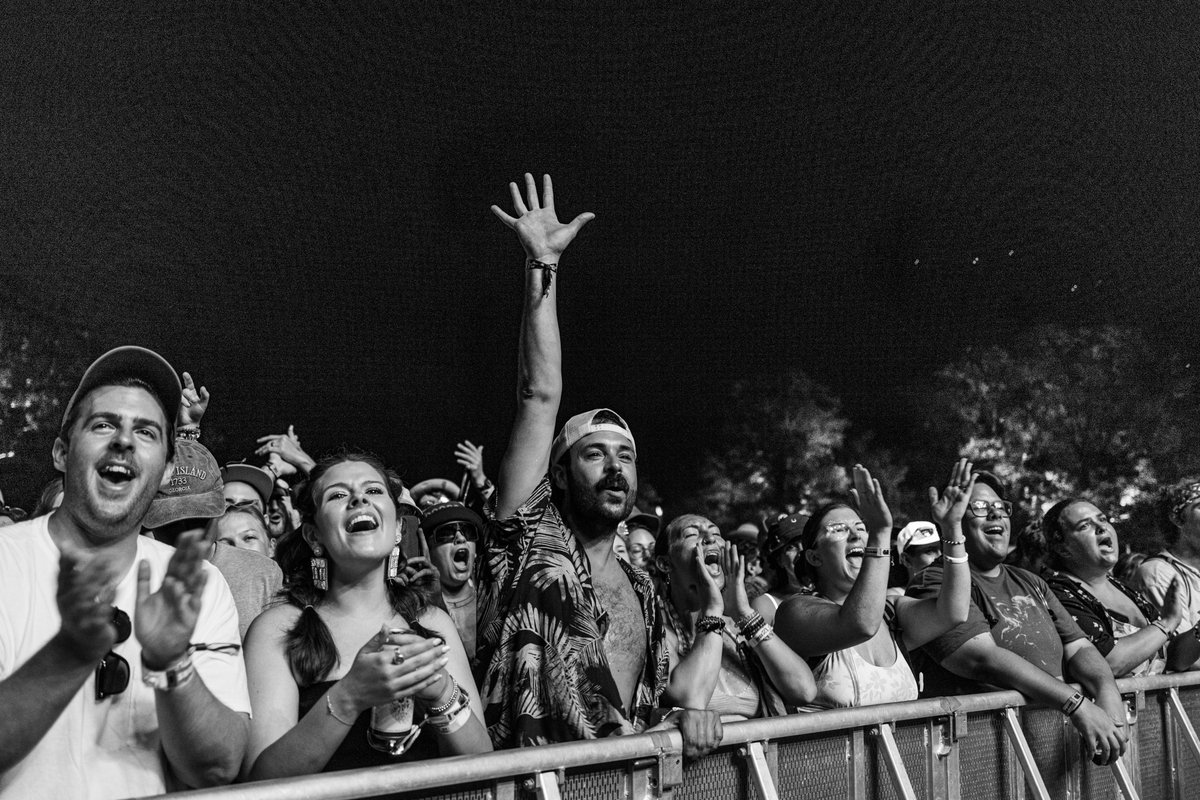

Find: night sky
<box><xmin>4</xmin><ymin>2</ymin><xmax>1200</xmax><ymax>509</ymax></box>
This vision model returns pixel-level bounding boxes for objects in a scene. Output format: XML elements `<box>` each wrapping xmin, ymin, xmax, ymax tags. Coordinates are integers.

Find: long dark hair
<box><xmin>279</xmin><ymin>448</ymin><xmax>434</xmax><ymax>686</ymax></box>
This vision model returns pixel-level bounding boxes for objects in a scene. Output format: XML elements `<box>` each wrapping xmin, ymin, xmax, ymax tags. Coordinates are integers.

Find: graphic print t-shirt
<box><xmin>907</xmin><ymin>564</ymin><xmax>1085</xmax><ymax>697</ymax></box>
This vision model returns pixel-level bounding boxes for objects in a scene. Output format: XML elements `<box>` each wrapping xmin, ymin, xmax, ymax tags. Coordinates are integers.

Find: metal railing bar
<box><xmin>1001</xmin><ymin>707</ymin><xmax>1052</xmax><ymax>800</ymax></box>
<box><xmin>743</xmin><ymin>741</ymin><xmax>780</xmax><ymax>800</ymax></box>
<box><xmin>1111</xmin><ymin>758</ymin><xmax>1141</xmax><ymax>800</ymax></box>
<box><xmin>140</xmin><ymin>673</ymin><xmax>1200</xmax><ymax>800</ymax></box>
<box><xmin>533</xmin><ymin>770</ymin><xmax>562</xmax><ymax>800</ymax></box>
<box><xmin>876</xmin><ymin>722</ymin><xmax>919</xmax><ymax>800</ymax></box>
<box><xmin>1165</xmin><ymin>687</ymin><xmax>1200</xmax><ymax>767</ymax></box>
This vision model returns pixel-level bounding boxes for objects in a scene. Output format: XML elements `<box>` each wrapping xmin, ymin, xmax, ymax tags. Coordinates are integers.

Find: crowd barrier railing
<box><xmin>145</xmin><ymin>671</ymin><xmax>1200</xmax><ymax>800</ymax></box>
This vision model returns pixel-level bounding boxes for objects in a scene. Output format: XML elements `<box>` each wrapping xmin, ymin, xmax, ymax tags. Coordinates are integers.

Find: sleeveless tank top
<box><xmin>298</xmin><ymin>681</ymin><xmax>439</xmax><ymax>771</ymax></box>
<box><xmin>801</xmin><ymin>598</ymin><xmax>918</xmax><ymax>710</ymax></box>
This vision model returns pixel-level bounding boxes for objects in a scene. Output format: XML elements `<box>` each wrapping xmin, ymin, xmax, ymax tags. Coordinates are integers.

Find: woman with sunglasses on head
<box><xmin>1042</xmin><ymin>498</ymin><xmax>1200</xmax><ymax>676</ymax></box>
<box><xmin>242</xmin><ymin>450</ymin><xmax>490</xmax><ymax>780</ymax></box>
<box><xmin>774</xmin><ymin>462</ymin><xmax>975</xmax><ymax>709</ymax></box>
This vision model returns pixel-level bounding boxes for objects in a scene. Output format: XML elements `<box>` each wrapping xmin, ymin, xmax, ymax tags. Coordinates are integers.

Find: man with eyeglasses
<box><xmin>420</xmin><ymin>502</ymin><xmax>484</xmax><ymax>659</ymax></box>
<box><xmin>0</xmin><ymin>347</ymin><xmax>250</xmax><ymax>798</ymax></box>
<box><xmin>906</xmin><ymin>471</ymin><xmax>1128</xmax><ymax>767</ymax></box>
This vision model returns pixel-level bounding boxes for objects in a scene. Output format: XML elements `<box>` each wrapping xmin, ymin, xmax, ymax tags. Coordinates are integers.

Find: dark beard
<box><xmin>565</xmin><ymin>472</ymin><xmax>635</xmax><ymax>525</ymax></box>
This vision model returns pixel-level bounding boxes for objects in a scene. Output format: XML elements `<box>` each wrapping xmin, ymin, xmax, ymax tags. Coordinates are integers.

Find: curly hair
<box><xmin>278</xmin><ymin>448</ymin><xmax>435</xmax><ymax>686</ymax></box>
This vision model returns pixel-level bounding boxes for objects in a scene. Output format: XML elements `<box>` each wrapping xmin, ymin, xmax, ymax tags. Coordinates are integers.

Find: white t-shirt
<box><xmin>0</xmin><ymin>515</ymin><xmax>251</xmax><ymax>799</ymax></box>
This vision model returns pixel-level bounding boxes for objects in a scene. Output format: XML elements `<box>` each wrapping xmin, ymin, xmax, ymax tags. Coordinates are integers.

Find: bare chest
<box><xmin>593</xmin><ymin>567</ymin><xmax>647</xmax><ymax>707</ymax></box>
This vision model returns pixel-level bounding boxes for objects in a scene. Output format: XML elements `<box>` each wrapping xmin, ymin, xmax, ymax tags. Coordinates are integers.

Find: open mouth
<box><xmin>846</xmin><ymin>546</ymin><xmax>865</xmax><ymax>559</ymax></box>
<box><xmin>98</xmin><ymin>462</ymin><xmax>136</xmax><ymax>485</ymax></box>
<box><xmin>703</xmin><ymin>548</ymin><xmax>723</xmax><ymax>575</ymax></box>
<box><xmin>1097</xmin><ymin>533</ymin><xmax>1115</xmax><ymax>551</ymax></box>
<box><xmin>983</xmin><ymin>524</ymin><xmax>1005</xmax><ymax>536</ymax></box>
<box><xmin>452</xmin><ymin>547</ymin><xmax>471</xmax><ymax>567</ymax></box>
<box><xmin>347</xmin><ymin>513</ymin><xmax>379</xmax><ymax>533</ymax></box>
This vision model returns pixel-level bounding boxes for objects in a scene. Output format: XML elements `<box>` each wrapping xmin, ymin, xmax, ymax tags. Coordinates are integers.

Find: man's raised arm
<box><xmin>490</xmin><ymin>173</ymin><xmax>594</xmax><ymax>519</ymax></box>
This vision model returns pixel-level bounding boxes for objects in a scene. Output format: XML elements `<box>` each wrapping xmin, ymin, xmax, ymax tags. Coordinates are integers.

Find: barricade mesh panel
<box><xmin>1179</xmin><ymin>688</ymin><xmax>1200</xmax><ymax>795</ymax></box>
<box><xmin>869</xmin><ymin>722</ymin><xmax>929</xmax><ymax>800</ymax></box>
<box><xmin>1138</xmin><ymin>694</ymin><xmax>1168</xmax><ymax>800</ymax></box>
<box><xmin>1078</xmin><ymin>749</ymin><xmax>1118</xmax><ymax>800</ymax></box>
<box><xmin>361</xmin><ymin>781</ymin><xmax>495</xmax><ymax>800</ymax></box>
<box><xmin>1023</xmin><ymin>706</ymin><xmax>1069</xmax><ymax>799</ymax></box>
<box><xmin>960</xmin><ymin>711</ymin><xmax>1011</xmax><ymax>800</ymax></box>
<box><xmin>561</xmin><ymin>764</ymin><xmax>626</xmax><ymax>800</ymax></box>
<box><xmin>775</xmin><ymin>732</ymin><xmax>851</xmax><ymax>799</ymax></box>
<box><xmin>680</xmin><ymin>745</ymin><xmax>745</xmax><ymax>800</ymax></box>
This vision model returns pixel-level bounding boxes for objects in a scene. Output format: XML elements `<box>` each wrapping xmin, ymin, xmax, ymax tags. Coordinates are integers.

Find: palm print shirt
<box><xmin>474</xmin><ymin>476</ymin><xmax>668</xmax><ymax>748</ymax></box>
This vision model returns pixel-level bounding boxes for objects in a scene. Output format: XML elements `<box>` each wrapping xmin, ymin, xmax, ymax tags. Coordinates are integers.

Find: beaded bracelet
<box><xmin>427</xmin><ymin>679</ymin><xmax>462</xmax><ymax>716</ymax></box>
<box><xmin>177</xmin><ymin>427</ymin><xmax>201</xmax><ymax>441</ymax></box>
<box><xmin>428</xmin><ymin>694</ymin><xmax>473</xmax><ymax>735</ymax></box>
<box><xmin>736</xmin><ymin>611</ymin><xmax>765</xmax><ymax>631</ymax></box>
<box><xmin>696</xmin><ymin>615</ymin><xmax>725</xmax><ymax>635</ymax></box>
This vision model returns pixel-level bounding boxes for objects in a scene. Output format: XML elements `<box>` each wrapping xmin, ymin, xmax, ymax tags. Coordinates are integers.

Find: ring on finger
<box><xmin>393</xmin><ymin>648</ymin><xmax>405</xmax><ymax>665</ymax></box>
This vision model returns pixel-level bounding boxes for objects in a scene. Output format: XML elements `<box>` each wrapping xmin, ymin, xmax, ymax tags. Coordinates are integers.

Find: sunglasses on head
<box><xmin>426</xmin><ymin>521</ymin><xmax>480</xmax><ymax>545</ymax></box>
<box><xmin>95</xmin><ymin>606</ymin><xmax>132</xmax><ymax>701</ymax></box>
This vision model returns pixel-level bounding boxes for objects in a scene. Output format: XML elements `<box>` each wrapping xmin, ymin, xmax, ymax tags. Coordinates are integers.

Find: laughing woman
<box><xmin>1042</xmin><ymin>498</ymin><xmax>1200</xmax><ymax>676</ymax></box>
<box><xmin>242</xmin><ymin>450</ymin><xmax>490</xmax><ymax>780</ymax></box>
<box><xmin>774</xmin><ymin>462</ymin><xmax>975</xmax><ymax>709</ymax></box>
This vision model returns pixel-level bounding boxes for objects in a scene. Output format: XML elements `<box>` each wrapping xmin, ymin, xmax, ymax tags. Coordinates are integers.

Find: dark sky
<box><xmin>4</xmin><ymin>2</ymin><xmax>1200</xmax><ymax>508</ymax></box>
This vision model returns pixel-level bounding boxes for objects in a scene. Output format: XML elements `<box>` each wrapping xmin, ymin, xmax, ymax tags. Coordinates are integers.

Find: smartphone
<box><xmin>399</xmin><ymin>514</ymin><xmax>423</xmax><ymax>563</ymax></box>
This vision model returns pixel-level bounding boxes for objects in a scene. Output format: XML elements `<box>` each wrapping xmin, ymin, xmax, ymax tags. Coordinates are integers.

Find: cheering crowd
<box><xmin>2</xmin><ymin>175</ymin><xmax>1200</xmax><ymax>798</ymax></box>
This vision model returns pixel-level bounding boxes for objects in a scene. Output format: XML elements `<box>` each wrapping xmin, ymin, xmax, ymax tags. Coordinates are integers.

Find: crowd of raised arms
<box><xmin>3</xmin><ymin>175</ymin><xmax>1200</xmax><ymax>799</ymax></box>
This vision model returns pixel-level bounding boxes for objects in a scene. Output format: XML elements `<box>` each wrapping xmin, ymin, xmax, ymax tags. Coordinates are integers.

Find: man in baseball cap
<box><xmin>896</xmin><ymin>520</ymin><xmax>942</xmax><ymax>585</ymax></box>
<box><xmin>149</xmin><ymin>440</ymin><xmax>282</xmax><ymax>640</ymax></box>
<box><xmin>0</xmin><ymin>346</ymin><xmax>249</xmax><ymax>797</ymax></box>
<box><xmin>421</xmin><ymin>502</ymin><xmax>484</xmax><ymax>658</ymax></box>
<box><xmin>220</xmin><ymin>462</ymin><xmax>274</xmax><ymax>516</ymax></box>
<box><xmin>477</xmin><ymin>174</ymin><xmax>719</xmax><ymax>756</ymax></box>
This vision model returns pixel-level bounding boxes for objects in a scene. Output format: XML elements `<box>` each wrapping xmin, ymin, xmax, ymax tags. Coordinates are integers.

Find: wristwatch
<box><xmin>141</xmin><ymin>652</ymin><xmax>196</xmax><ymax>691</ymax></box>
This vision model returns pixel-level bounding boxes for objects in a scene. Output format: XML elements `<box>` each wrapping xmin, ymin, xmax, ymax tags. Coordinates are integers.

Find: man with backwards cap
<box><xmin>896</xmin><ymin>520</ymin><xmax>943</xmax><ymax>586</ymax></box>
<box><xmin>476</xmin><ymin>174</ymin><xmax>721</xmax><ymax>756</ymax></box>
<box><xmin>421</xmin><ymin>501</ymin><xmax>484</xmax><ymax>659</ymax></box>
<box><xmin>0</xmin><ymin>347</ymin><xmax>250</xmax><ymax>798</ymax></box>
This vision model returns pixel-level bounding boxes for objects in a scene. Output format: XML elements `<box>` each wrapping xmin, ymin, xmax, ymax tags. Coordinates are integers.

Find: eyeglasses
<box><xmin>427</xmin><ymin>522</ymin><xmax>479</xmax><ymax>545</ymax></box>
<box><xmin>95</xmin><ymin>606</ymin><xmax>132</xmax><ymax>701</ymax></box>
<box><xmin>967</xmin><ymin>500</ymin><xmax>1013</xmax><ymax>518</ymax></box>
<box><xmin>821</xmin><ymin>521</ymin><xmax>868</xmax><ymax>541</ymax></box>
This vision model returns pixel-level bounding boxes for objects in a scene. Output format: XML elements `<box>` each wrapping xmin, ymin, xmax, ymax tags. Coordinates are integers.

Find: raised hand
<box><xmin>256</xmin><ymin>426</ymin><xmax>315</xmax><ymax>477</ymax></box>
<box><xmin>490</xmin><ymin>173</ymin><xmax>595</xmax><ymax>261</ymax></box>
<box><xmin>692</xmin><ymin>546</ymin><xmax>726</xmax><ymax>617</ymax></box>
<box><xmin>720</xmin><ymin>544</ymin><xmax>753</xmax><ymax>620</ymax></box>
<box><xmin>135</xmin><ymin>528</ymin><xmax>209</xmax><ymax>669</ymax></box>
<box><xmin>849</xmin><ymin>464</ymin><xmax>893</xmax><ymax>536</ymax></box>
<box><xmin>176</xmin><ymin>371</ymin><xmax>210</xmax><ymax>428</ymax></box>
<box><xmin>55</xmin><ymin>546</ymin><xmax>119</xmax><ymax>664</ymax></box>
<box><xmin>928</xmin><ymin>458</ymin><xmax>977</xmax><ymax>533</ymax></box>
<box><xmin>1161</xmin><ymin>577</ymin><xmax>1185</xmax><ymax>631</ymax></box>
<box><xmin>454</xmin><ymin>441</ymin><xmax>487</xmax><ymax>487</ymax></box>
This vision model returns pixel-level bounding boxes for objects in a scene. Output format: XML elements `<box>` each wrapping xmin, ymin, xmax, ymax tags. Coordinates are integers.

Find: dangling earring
<box><xmin>386</xmin><ymin>531</ymin><xmax>401</xmax><ymax>582</ymax></box>
<box><xmin>311</xmin><ymin>543</ymin><xmax>328</xmax><ymax>591</ymax></box>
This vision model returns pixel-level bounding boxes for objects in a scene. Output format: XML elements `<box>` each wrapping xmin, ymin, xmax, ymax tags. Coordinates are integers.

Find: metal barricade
<box><xmin>143</xmin><ymin>672</ymin><xmax>1200</xmax><ymax>800</ymax></box>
